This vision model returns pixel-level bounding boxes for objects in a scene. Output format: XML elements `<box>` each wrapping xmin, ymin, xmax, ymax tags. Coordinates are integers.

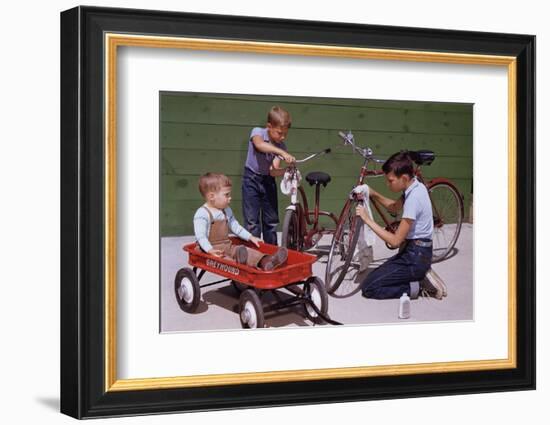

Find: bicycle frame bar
<box><xmin>297</xmin><ymin>186</ymin><xmax>338</xmax><ymax>227</ymax></box>
<box><xmin>369</xmin><ymin>197</ymin><xmax>393</xmax><ymax>228</ymax></box>
<box><xmin>292</xmin><ymin>183</ymin><xmax>338</xmax><ymax>248</ymax></box>
<box><xmin>358</xmin><ymin>159</ymin><xmax>384</xmax><ymax>185</ymax></box>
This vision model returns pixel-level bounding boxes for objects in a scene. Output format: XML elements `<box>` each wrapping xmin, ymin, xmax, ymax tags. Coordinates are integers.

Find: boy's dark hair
<box><xmin>382</xmin><ymin>151</ymin><xmax>414</xmax><ymax>178</ymax></box>
<box><xmin>267</xmin><ymin>106</ymin><xmax>292</xmax><ymax>128</ymax></box>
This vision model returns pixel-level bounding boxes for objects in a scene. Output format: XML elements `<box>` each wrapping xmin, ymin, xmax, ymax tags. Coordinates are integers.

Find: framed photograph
<box><xmin>60</xmin><ymin>6</ymin><xmax>535</xmax><ymax>419</ymax></box>
<box><xmin>159</xmin><ymin>91</ymin><xmax>474</xmax><ymax>333</ymax></box>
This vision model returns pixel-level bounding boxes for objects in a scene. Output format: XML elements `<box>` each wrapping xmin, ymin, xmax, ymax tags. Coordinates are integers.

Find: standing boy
<box><xmin>242</xmin><ymin>106</ymin><xmax>296</xmax><ymax>245</ymax></box>
<box><xmin>355</xmin><ymin>151</ymin><xmax>445</xmax><ymax>299</ymax></box>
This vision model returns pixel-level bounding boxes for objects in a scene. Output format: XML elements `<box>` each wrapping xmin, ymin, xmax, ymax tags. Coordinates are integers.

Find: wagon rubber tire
<box><xmin>239</xmin><ymin>289</ymin><xmax>265</xmax><ymax>329</ymax></box>
<box><xmin>174</xmin><ymin>267</ymin><xmax>201</xmax><ymax>313</ymax></box>
<box><xmin>303</xmin><ymin>277</ymin><xmax>329</xmax><ymax>324</ymax></box>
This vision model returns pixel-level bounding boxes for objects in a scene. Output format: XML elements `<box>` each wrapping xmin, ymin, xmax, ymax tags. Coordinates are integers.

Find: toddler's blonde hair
<box><xmin>198</xmin><ymin>173</ymin><xmax>232</xmax><ymax>198</ymax></box>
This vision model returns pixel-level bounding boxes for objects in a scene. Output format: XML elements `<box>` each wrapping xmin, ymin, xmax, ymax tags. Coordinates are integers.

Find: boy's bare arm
<box><xmin>269</xmin><ymin>157</ymin><xmax>286</xmax><ymax>177</ymax></box>
<box><xmin>251</xmin><ymin>135</ymin><xmax>285</xmax><ymax>155</ymax></box>
<box><xmin>357</xmin><ymin>205</ymin><xmax>411</xmax><ymax>247</ymax></box>
<box><xmin>369</xmin><ymin>187</ymin><xmax>403</xmax><ymax>213</ymax></box>
<box><xmin>251</xmin><ymin>136</ymin><xmax>295</xmax><ymax>163</ymax></box>
<box><xmin>372</xmin><ymin>217</ymin><xmax>411</xmax><ymax>248</ymax></box>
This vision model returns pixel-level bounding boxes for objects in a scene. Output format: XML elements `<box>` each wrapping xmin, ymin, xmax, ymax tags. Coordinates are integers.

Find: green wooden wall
<box><xmin>160</xmin><ymin>92</ymin><xmax>473</xmax><ymax>237</ymax></box>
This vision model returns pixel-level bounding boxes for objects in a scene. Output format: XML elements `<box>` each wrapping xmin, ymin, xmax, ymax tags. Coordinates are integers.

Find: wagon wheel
<box><xmin>174</xmin><ymin>267</ymin><xmax>201</xmax><ymax>313</ymax></box>
<box><xmin>239</xmin><ymin>289</ymin><xmax>265</xmax><ymax>329</ymax></box>
<box><xmin>303</xmin><ymin>277</ymin><xmax>328</xmax><ymax>324</ymax></box>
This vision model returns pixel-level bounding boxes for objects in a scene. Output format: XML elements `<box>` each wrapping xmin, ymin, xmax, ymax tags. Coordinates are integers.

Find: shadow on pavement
<box><xmin>201</xmin><ymin>284</ymin><xmax>325</xmax><ymax>328</ymax></box>
<box><xmin>202</xmin><ymin>285</ymin><xmax>240</xmax><ymax>313</ymax></box>
<box><xmin>433</xmin><ymin>247</ymin><xmax>459</xmax><ymax>262</ymax></box>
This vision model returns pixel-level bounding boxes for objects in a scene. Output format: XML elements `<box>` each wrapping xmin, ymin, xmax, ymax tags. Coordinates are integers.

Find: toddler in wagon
<box><xmin>193</xmin><ymin>173</ymin><xmax>288</xmax><ymax>270</ymax></box>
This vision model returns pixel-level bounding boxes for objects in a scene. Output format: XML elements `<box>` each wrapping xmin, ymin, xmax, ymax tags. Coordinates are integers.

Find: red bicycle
<box><xmin>280</xmin><ymin>148</ymin><xmax>337</xmax><ymax>251</ymax></box>
<box><xmin>324</xmin><ymin>131</ymin><xmax>464</xmax><ymax>294</ymax></box>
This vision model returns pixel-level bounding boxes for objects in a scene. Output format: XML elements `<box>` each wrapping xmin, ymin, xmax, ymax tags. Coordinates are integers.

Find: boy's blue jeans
<box><xmin>361</xmin><ymin>240</ymin><xmax>432</xmax><ymax>299</ymax></box>
<box><xmin>241</xmin><ymin>167</ymin><xmax>279</xmax><ymax>245</ymax></box>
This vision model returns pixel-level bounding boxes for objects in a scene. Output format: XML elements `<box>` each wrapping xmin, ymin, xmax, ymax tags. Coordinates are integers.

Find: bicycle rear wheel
<box><xmin>428</xmin><ymin>181</ymin><xmax>464</xmax><ymax>262</ymax></box>
<box><xmin>324</xmin><ymin>200</ymin><xmax>361</xmax><ymax>294</ymax></box>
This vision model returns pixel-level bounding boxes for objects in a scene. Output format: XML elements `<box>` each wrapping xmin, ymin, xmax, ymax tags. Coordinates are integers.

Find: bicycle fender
<box><xmin>285</xmin><ymin>205</ymin><xmax>297</xmax><ymax>212</ymax></box>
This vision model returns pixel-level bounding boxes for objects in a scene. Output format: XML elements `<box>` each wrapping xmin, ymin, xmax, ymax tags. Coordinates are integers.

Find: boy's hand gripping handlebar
<box><xmin>279</xmin><ymin>148</ymin><xmax>331</xmax><ymax>199</ymax></box>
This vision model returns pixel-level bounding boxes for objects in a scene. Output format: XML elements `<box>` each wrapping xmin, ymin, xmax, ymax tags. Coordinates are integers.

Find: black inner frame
<box><xmin>60</xmin><ymin>6</ymin><xmax>535</xmax><ymax>419</ymax></box>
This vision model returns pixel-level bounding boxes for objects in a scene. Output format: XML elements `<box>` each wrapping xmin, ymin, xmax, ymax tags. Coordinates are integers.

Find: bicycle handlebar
<box><xmin>296</xmin><ymin>147</ymin><xmax>331</xmax><ymax>163</ymax></box>
<box><xmin>338</xmin><ymin>131</ymin><xmax>371</xmax><ymax>158</ymax></box>
<box><xmin>338</xmin><ymin>131</ymin><xmax>349</xmax><ymax>140</ymax></box>
<box><xmin>338</xmin><ymin>130</ymin><xmax>386</xmax><ymax>164</ymax></box>
<box><xmin>278</xmin><ymin>148</ymin><xmax>331</xmax><ymax>164</ymax></box>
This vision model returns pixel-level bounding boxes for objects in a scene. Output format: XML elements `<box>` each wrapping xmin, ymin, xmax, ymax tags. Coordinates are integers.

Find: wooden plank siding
<box><xmin>160</xmin><ymin>92</ymin><xmax>473</xmax><ymax>237</ymax></box>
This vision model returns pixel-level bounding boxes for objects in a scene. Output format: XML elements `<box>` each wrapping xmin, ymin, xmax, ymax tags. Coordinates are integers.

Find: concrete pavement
<box><xmin>161</xmin><ymin>224</ymin><xmax>473</xmax><ymax>332</ymax></box>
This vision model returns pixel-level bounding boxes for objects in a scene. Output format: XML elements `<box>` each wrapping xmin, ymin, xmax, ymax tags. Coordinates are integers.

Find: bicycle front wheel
<box><xmin>281</xmin><ymin>209</ymin><xmax>301</xmax><ymax>251</ymax></box>
<box><xmin>428</xmin><ymin>181</ymin><xmax>464</xmax><ymax>262</ymax></box>
<box><xmin>324</xmin><ymin>200</ymin><xmax>361</xmax><ymax>294</ymax></box>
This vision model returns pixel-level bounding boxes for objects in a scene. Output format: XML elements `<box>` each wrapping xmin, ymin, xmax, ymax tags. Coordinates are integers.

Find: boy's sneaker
<box><xmin>259</xmin><ymin>247</ymin><xmax>288</xmax><ymax>271</ymax></box>
<box><xmin>235</xmin><ymin>246</ymin><xmax>248</xmax><ymax>265</ymax></box>
<box><xmin>427</xmin><ymin>268</ymin><xmax>448</xmax><ymax>298</ymax></box>
<box><xmin>420</xmin><ymin>269</ymin><xmax>446</xmax><ymax>300</ymax></box>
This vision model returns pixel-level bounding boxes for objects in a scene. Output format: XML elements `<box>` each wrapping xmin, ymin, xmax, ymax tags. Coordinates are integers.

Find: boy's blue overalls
<box><xmin>361</xmin><ymin>178</ymin><xmax>433</xmax><ymax>299</ymax></box>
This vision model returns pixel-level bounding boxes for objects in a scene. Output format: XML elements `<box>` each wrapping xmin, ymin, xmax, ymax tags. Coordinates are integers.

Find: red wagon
<box><xmin>174</xmin><ymin>237</ymin><xmax>338</xmax><ymax>328</ymax></box>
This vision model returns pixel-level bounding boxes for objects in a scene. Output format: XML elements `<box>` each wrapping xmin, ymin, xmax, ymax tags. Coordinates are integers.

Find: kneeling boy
<box><xmin>355</xmin><ymin>151</ymin><xmax>443</xmax><ymax>299</ymax></box>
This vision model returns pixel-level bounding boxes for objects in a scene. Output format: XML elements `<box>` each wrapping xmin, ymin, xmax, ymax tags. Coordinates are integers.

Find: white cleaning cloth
<box><xmin>280</xmin><ymin>168</ymin><xmax>301</xmax><ymax>195</ymax></box>
<box><xmin>353</xmin><ymin>184</ymin><xmax>376</xmax><ymax>246</ymax></box>
<box><xmin>353</xmin><ymin>184</ymin><xmax>376</xmax><ymax>271</ymax></box>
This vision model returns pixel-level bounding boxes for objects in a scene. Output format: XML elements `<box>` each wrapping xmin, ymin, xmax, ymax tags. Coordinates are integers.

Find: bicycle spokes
<box><xmin>325</xmin><ymin>202</ymin><xmax>362</xmax><ymax>294</ymax></box>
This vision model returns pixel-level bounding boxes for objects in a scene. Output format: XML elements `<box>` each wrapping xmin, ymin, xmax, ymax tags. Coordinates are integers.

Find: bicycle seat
<box><xmin>305</xmin><ymin>171</ymin><xmax>331</xmax><ymax>187</ymax></box>
<box><xmin>411</xmin><ymin>150</ymin><xmax>435</xmax><ymax>166</ymax></box>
